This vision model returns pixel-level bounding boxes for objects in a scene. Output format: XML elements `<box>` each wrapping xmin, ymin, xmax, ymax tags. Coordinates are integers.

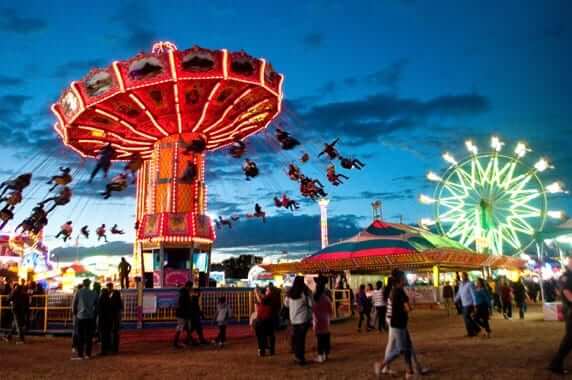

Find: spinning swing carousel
<box><xmin>51</xmin><ymin>42</ymin><xmax>284</xmax><ymax>287</ymax></box>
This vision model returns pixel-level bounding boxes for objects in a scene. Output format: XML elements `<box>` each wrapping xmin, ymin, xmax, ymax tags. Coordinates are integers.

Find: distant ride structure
<box><xmin>420</xmin><ymin>137</ymin><xmax>565</xmax><ymax>256</ymax></box>
<box><xmin>51</xmin><ymin>41</ymin><xmax>284</xmax><ymax>286</ymax></box>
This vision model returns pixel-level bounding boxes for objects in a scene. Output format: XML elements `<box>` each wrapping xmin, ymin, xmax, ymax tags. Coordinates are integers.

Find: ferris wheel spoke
<box><xmin>442</xmin><ymin>181</ymin><xmax>469</xmax><ymax>196</ymax></box>
<box><xmin>510</xmin><ymin>204</ymin><xmax>541</xmax><ymax>219</ymax></box>
<box><xmin>500</xmin><ymin>225</ymin><xmax>522</xmax><ymax>250</ymax></box>
<box><xmin>508</xmin><ymin>214</ymin><xmax>535</xmax><ymax>232</ymax></box>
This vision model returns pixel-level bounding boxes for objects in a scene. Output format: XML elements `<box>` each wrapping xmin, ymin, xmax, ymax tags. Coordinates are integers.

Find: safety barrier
<box><xmin>0</xmin><ymin>288</ymin><xmax>351</xmax><ymax>333</ymax></box>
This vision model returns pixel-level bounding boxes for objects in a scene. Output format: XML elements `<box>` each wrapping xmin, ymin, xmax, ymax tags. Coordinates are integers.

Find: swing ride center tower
<box><xmin>51</xmin><ymin>42</ymin><xmax>284</xmax><ymax>287</ymax></box>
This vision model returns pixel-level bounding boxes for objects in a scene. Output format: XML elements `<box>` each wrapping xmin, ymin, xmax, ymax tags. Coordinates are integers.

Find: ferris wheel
<box><xmin>419</xmin><ymin>136</ymin><xmax>566</xmax><ymax>256</ymax></box>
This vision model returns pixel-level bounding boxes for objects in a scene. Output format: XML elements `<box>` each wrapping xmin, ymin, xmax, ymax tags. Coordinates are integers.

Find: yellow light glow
<box><xmin>465</xmin><ymin>140</ymin><xmax>478</xmax><ymax>155</ymax></box>
<box><xmin>548</xmin><ymin>210</ymin><xmax>564</xmax><ymax>219</ymax></box>
<box><xmin>427</xmin><ymin>171</ymin><xmax>442</xmax><ymax>182</ymax></box>
<box><xmin>491</xmin><ymin>136</ymin><xmax>504</xmax><ymax>152</ymax></box>
<box><xmin>534</xmin><ymin>158</ymin><xmax>551</xmax><ymax>172</ymax></box>
<box><xmin>514</xmin><ymin>142</ymin><xmax>528</xmax><ymax>158</ymax></box>
<box><xmin>442</xmin><ymin>152</ymin><xmax>457</xmax><ymax>165</ymax></box>
<box><xmin>546</xmin><ymin>181</ymin><xmax>566</xmax><ymax>194</ymax></box>
<box><xmin>419</xmin><ymin>194</ymin><xmax>436</xmax><ymax>204</ymax></box>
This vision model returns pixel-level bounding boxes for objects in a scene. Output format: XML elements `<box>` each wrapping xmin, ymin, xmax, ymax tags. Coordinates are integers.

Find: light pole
<box><xmin>318</xmin><ymin>198</ymin><xmax>330</xmax><ymax>249</ymax></box>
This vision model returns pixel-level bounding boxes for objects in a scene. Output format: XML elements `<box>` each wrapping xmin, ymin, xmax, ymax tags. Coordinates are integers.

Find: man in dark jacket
<box><xmin>268</xmin><ymin>282</ymin><xmax>283</xmax><ymax>329</ymax></box>
<box><xmin>512</xmin><ymin>279</ymin><xmax>527</xmax><ymax>320</ymax></box>
<box><xmin>189</xmin><ymin>288</ymin><xmax>208</xmax><ymax>344</ymax></box>
<box><xmin>5</xmin><ymin>284</ymin><xmax>29</xmax><ymax>343</ymax></box>
<box><xmin>173</xmin><ymin>281</ymin><xmax>193</xmax><ymax>348</ymax></box>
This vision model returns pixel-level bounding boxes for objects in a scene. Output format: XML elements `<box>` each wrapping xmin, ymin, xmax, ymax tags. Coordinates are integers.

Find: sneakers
<box><xmin>374</xmin><ymin>362</ymin><xmax>397</xmax><ymax>377</ymax></box>
<box><xmin>314</xmin><ymin>355</ymin><xmax>325</xmax><ymax>363</ymax></box>
<box><xmin>70</xmin><ymin>356</ymin><xmax>84</xmax><ymax>361</ymax></box>
<box><xmin>382</xmin><ymin>367</ymin><xmax>397</xmax><ymax>376</ymax></box>
<box><xmin>415</xmin><ymin>367</ymin><xmax>431</xmax><ymax>375</ymax></box>
<box><xmin>257</xmin><ymin>349</ymin><xmax>266</xmax><ymax>357</ymax></box>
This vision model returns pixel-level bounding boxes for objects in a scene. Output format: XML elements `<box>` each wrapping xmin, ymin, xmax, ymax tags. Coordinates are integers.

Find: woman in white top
<box><xmin>284</xmin><ymin>276</ymin><xmax>313</xmax><ymax>365</ymax></box>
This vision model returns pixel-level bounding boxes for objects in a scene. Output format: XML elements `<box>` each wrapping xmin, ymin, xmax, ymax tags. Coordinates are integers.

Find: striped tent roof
<box><xmin>305</xmin><ymin>219</ymin><xmax>467</xmax><ymax>262</ymax></box>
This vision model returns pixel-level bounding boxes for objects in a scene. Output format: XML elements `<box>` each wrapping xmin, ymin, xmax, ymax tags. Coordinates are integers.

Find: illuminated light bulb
<box><xmin>547</xmin><ymin>210</ymin><xmax>564</xmax><ymax>219</ymax></box>
<box><xmin>514</xmin><ymin>142</ymin><xmax>529</xmax><ymax>158</ymax></box>
<box><xmin>442</xmin><ymin>152</ymin><xmax>457</xmax><ymax>166</ymax></box>
<box><xmin>419</xmin><ymin>194</ymin><xmax>436</xmax><ymax>204</ymax></box>
<box><xmin>420</xmin><ymin>218</ymin><xmax>435</xmax><ymax>226</ymax></box>
<box><xmin>534</xmin><ymin>158</ymin><xmax>551</xmax><ymax>172</ymax></box>
<box><xmin>546</xmin><ymin>182</ymin><xmax>566</xmax><ymax>194</ymax></box>
<box><xmin>465</xmin><ymin>140</ymin><xmax>478</xmax><ymax>155</ymax></box>
<box><xmin>427</xmin><ymin>171</ymin><xmax>442</xmax><ymax>182</ymax></box>
<box><xmin>491</xmin><ymin>136</ymin><xmax>504</xmax><ymax>152</ymax></box>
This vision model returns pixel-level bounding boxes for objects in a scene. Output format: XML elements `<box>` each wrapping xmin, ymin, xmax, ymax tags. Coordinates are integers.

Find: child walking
<box><xmin>214</xmin><ymin>296</ymin><xmax>231</xmax><ymax>347</ymax></box>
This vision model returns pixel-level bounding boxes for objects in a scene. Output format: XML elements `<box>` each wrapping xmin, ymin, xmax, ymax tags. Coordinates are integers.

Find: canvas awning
<box><xmin>262</xmin><ymin>220</ymin><xmax>525</xmax><ymax>274</ymax></box>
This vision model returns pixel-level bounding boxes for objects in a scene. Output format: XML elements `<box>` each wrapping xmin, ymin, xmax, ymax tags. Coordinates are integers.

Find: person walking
<box><xmin>254</xmin><ymin>286</ymin><xmax>275</xmax><ymax>356</ymax></box>
<box><xmin>268</xmin><ymin>282</ymin><xmax>283</xmax><ymax>330</ymax></box>
<box><xmin>549</xmin><ymin>257</ymin><xmax>572</xmax><ymax>375</ymax></box>
<box><xmin>285</xmin><ymin>276</ymin><xmax>313</xmax><ymax>365</ymax></box>
<box><xmin>214</xmin><ymin>296</ymin><xmax>231</xmax><ymax>348</ymax></box>
<box><xmin>512</xmin><ymin>278</ymin><xmax>527</xmax><ymax>320</ymax></box>
<box><xmin>474</xmin><ymin>278</ymin><xmax>492</xmax><ymax>337</ymax></box>
<box><xmin>97</xmin><ymin>287</ymin><xmax>112</xmax><ymax>355</ymax></box>
<box><xmin>312</xmin><ymin>276</ymin><xmax>332</xmax><ymax>363</ymax></box>
<box><xmin>4</xmin><ymin>283</ymin><xmax>29</xmax><ymax>344</ymax></box>
<box><xmin>442</xmin><ymin>282</ymin><xmax>454</xmax><ymax>317</ymax></box>
<box><xmin>372</xmin><ymin>281</ymin><xmax>386</xmax><ymax>332</ymax></box>
<box><xmin>374</xmin><ymin>270</ymin><xmax>429</xmax><ymax>378</ymax></box>
<box><xmin>357</xmin><ymin>284</ymin><xmax>373</xmax><ymax>332</ymax></box>
<box><xmin>189</xmin><ymin>288</ymin><xmax>208</xmax><ymax>344</ymax></box>
<box><xmin>118</xmin><ymin>257</ymin><xmax>132</xmax><ymax>289</ymax></box>
<box><xmin>109</xmin><ymin>286</ymin><xmax>123</xmax><ymax>354</ymax></box>
<box><xmin>499</xmin><ymin>279</ymin><xmax>513</xmax><ymax>320</ymax></box>
<box><xmin>454</xmin><ymin>272</ymin><xmax>480</xmax><ymax>337</ymax></box>
<box><xmin>173</xmin><ymin>281</ymin><xmax>193</xmax><ymax>348</ymax></box>
<box><xmin>72</xmin><ymin>279</ymin><xmax>98</xmax><ymax>360</ymax></box>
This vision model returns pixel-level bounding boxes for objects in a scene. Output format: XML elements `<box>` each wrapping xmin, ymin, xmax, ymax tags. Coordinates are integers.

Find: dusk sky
<box><xmin>0</xmin><ymin>0</ymin><xmax>570</xmax><ymax>257</ymax></box>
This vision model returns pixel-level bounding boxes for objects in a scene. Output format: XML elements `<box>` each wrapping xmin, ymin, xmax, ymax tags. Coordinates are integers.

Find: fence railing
<box><xmin>0</xmin><ymin>288</ymin><xmax>351</xmax><ymax>333</ymax></box>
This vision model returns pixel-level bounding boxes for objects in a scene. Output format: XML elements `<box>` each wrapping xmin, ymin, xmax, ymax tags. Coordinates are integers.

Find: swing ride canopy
<box><xmin>262</xmin><ymin>220</ymin><xmax>525</xmax><ymax>274</ymax></box>
<box><xmin>51</xmin><ymin>42</ymin><xmax>284</xmax><ymax>248</ymax></box>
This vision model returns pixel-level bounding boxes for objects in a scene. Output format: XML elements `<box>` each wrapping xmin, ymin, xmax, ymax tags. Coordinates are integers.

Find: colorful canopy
<box><xmin>306</xmin><ymin>220</ymin><xmax>467</xmax><ymax>261</ymax></box>
<box><xmin>263</xmin><ymin>220</ymin><xmax>525</xmax><ymax>274</ymax></box>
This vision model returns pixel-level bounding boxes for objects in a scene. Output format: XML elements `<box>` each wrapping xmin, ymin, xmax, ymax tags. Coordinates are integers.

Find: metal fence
<box><xmin>0</xmin><ymin>288</ymin><xmax>351</xmax><ymax>333</ymax></box>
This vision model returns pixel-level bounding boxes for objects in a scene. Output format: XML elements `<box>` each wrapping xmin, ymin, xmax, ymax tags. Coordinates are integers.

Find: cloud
<box><xmin>52</xmin><ymin>59</ymin><xmax>107</xmax><ymax>79</ymax></box>
<box><xmin>333</xmin><ymin>189</ymin><xmax>415</xmax><ymax>202</ymax></box>
<box><xmin>0</xmin><ymin>8</ymin><xmax>47</xmax><ymax>34</ymax></box>
<box><xmin>295</xmin><ymin>92</ymin><xmax>489</xmax><ymax>144</ymax></box>
<box><xmin>214</xmin><ymin>213</ymin><xmax>360</xmax><ymax>248</ymax></box>
<box><xmin>0</xmin><ymin>75</ymin><xmax>25</xmax><ymax>87</ymax></box>
<box><xmin>51</xmin><ymin>241</ymin><xmax>131</xmax><ymax>260</ymax></box>
<box><xmin>364</xmin><ymin>59</ymin><xmax>409</xmax><ymax>91</ymax></box>
<box><xmin>302</xmin><ymin>32</ymin><xmax>324</xmax><ymax>48</ymax></box>
<box><xmin>319</xmin><ymin>60</ymin><xmax>409</xmax><ymax>93</ymax></box>
<box><xmin>110</xmin><ymin>1</ymin><xmax>158</xmax><ymax>51</ymax></box>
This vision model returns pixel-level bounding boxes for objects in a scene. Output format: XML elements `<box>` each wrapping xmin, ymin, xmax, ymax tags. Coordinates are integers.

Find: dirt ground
<box><xmin>0</xmin><ymin>304</ymin><xmax>568</xmax><ymax>380</ymax></box>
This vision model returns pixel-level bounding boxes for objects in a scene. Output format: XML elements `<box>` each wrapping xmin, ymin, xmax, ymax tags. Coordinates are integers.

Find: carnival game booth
<box><xmin>263</xmin><ymin>220</ymin><xmax>526</xmax><ymax>305</ymax></box>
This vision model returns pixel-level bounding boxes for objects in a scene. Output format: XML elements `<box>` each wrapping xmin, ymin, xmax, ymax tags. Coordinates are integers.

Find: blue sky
<box><xmin>0</xmin><ymin>0</ymin><xmax>571</xmax><ymax>254</ymax></box>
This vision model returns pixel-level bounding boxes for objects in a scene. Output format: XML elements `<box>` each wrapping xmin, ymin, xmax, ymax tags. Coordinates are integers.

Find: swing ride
<box><xmin>51</xmin><ymin>41</ymin><xmax>285</xmax><ymax>286</ymax></box>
